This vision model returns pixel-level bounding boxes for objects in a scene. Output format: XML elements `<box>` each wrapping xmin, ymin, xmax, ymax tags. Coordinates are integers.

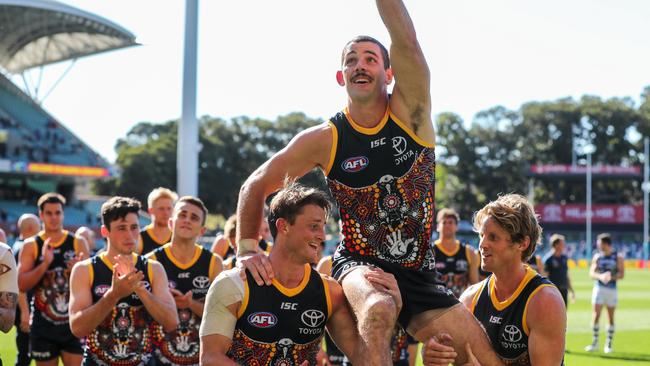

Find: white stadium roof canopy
<box><xmin>0</xmin><ymin>0</ymin><xmax>137</xmax><ymax>73</ymax></box>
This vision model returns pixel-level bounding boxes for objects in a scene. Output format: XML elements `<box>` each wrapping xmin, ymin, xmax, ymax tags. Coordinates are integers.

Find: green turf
<box><xmin>1</xmin><ymin>268</ymin><xmax>649</xmax><ymax>365</ymax></box>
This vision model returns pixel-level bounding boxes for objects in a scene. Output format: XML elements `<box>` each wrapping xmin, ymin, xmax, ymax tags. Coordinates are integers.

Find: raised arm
<box><xmin>237</xmin><ymin>123</ymin><xmax>332</xmax><ymax>254</ymax></box>
<box><xmin>376</xmin><ymin>0</ymin><xmax>432</xmax><ymax>139</ymax></box>
<box><xmin>526</xmin><ymin>286</ymin><xmax>566</xmax><ymax>366</ymax></box>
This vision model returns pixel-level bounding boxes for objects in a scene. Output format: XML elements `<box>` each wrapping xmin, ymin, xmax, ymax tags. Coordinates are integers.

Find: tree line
<box><xmin>95</xmin><ymin>87</ymin><xmax>650</xmax><ymax>220</ymax></box>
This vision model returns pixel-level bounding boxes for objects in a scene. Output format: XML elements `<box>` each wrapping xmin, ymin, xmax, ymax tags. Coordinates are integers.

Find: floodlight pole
<box><xmin>586</xmin><ymin>150</ymin><xmax>592</xmax><ymax>260</ymax></box>
<box><xmin>178</xmin><ymin>0</ymin><xmax>199</xmax><ymax>196</ymax></box>
<box><xmin>641</xmin><ymin>137</ymin><xmax>650</xmax><ymax>264</ymax></box>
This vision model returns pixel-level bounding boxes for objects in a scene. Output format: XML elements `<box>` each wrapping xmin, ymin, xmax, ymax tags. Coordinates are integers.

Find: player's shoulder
<box><xmin>460</xmin><ymin>279</ymin><xmax>486</xmax><ymax>306</ymax></box>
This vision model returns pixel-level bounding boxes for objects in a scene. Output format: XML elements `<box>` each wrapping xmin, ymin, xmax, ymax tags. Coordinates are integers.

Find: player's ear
<box><xmin>276</xmin><ymin>218</ymin><xmax>289</xmax><ymax>234</ymax></box>
<box><xmin>385</xmin><ymin>68</ymin><xmax>394</xmax><ymax>85</ymax></box>
<box><xmin>336</xmin><ymin>71</ymin><xmax>345</xmax><ymax>86</ymax></box>
<box><xmin>100</xmin><ymin>225</ymin><xmax>109</xmax><ymax>238</ymax></box>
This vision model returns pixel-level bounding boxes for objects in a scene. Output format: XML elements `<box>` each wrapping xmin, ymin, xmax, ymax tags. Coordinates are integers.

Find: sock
<box><xmin>592</xmin><ymin>324</ymin><xmax>600</xmax><ymax>345</ymax></box>
<box><xmin>606</xmin><ymin>324</ymin><xmax>615</xmax><ymax>345</ymax></box>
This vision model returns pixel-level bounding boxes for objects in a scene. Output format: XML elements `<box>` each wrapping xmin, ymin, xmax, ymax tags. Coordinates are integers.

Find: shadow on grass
<box><xmin>566</xmin><ymin>349</ymin><xmax>650</xmax><ymax>362</ymax></box>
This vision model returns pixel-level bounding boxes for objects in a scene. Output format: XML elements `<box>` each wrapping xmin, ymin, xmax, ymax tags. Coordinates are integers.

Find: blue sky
<box><xmin>11</xmin><ymin>0</ymin><xmax>650</xmax><ymax>163</ymax></box>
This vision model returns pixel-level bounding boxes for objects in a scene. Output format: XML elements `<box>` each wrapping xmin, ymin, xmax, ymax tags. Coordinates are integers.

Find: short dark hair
<box><xmin>437</xmin><ymin>208</ymin><xmax>460</xmax><ymax>224</ymax></box>
<box><xmin>175</xmin><ymin>196</ymin><xmax>208</xmax><ymax>225</ymax></box>
<box><xmin>101</xmin><ymin>196</ymin><xmax>141</xmax><ymax>230</ymax></box>
<box><xmin>341</xmin><ymin>35</ymin><xmax>390</xmax><ymax>70</ymax></box>
<box><xmin>550</xmin><ymin>233</ymin><xmax>565</xmax><ymax>247</ymax></box>
<box><xmin>37</xmin><ymin>192</ymin><xmax>66</xmax><ymax>211</ymax></box>
<box><xmin>268</xmin><ymin>183</ymin><xmax>331</xmax><ymax>240</ymax></box>
<box><xmin>597</xmin><ymin>233</ymin><xmax>612</xmax><ymax>245</ymax></box>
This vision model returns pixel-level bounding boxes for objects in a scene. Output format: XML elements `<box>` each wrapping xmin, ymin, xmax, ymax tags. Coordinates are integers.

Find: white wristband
<box><xmin>236</xmin><ymin>238</ymin><xmax>258</xmax><ymax>257</ymax></box>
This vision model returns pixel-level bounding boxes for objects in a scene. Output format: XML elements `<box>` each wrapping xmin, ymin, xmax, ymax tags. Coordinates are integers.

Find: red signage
<box><xmin>536</xmin><ymin>204</ymin><xmax>642</xmax><ymax>224</ymax></box>
<box><xmin>531</xmin><ymin>165</ymin><xmax>640</xmax><ymax>175</ymax></box>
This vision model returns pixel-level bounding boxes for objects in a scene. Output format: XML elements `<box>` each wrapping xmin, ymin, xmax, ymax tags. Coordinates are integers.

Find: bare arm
<box><xmin>137</xmin><ymin>261</ymin><xmax>178</xmax><ymax>332</ymax></box>
<box><xmin>527</xmin><ymin>286</ymin><xmax>566</xmax><ymax>366</ymax></box>
<box><xmin>376</xmin><ymin>0</ymin><xmax>433</xmax><ymax>140</ymax></box>
<box><xmin>200</xmin><ymin>333</ymin><xmax>238</xmax><ymax>366</ymax></box>
<box><xmin>616</xmin><ymin>254</ymin><xmax>625</xmax><ymax>280</ymax></box>
<box><xmin>69</xmin><ymin>260</ymin><xmax>148</xmax><ymax>337</ymax></box>
<box><xmin>237</xmin><ymin>124</ymin><xmax>332</xmax><ymax>252</ymax></box>
<box><xmin>0</xmin><ymin>291</ymin><xmax>17</xmax><ymax>333</ymax></box>
<box><xmin>589</xmin><ymin>254</ymin><xmax>601</xmax><ymax>280</ymax></box>
<box><xmin>17</xmin><ymin>240</ymin><xmax>51</xmax><ymax>292</ymax></box>
<box><xmin>210</xmin><ymin>235</ymin><xmax>229</xmax><ymax>258</ymax></box>
<box><xmin>324</xmin><ymin>278</ymin><xmax>362</xmax><ymax>362</ymax></box>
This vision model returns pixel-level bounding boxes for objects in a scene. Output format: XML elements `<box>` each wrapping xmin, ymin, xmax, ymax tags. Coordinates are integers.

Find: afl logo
<box><xmin>94</xmin><ymin>285</ymin><xmax>110</xmax><ymax>297</ymax></box>
<box><xmin>501</xmin><ymin>325</ymin><xmax>523</xmax><ymax>343</ymax></box>
<box><xmin>248</xmin><ymin>312</ymin><xmax>278</xmax><ymax>328</ymax></box>
<box><xmin>193</xmin><ymin>276</ymin><xmax>210</xmax><ymax>289</ymax></box>
<box><xmin>342</xmin><ymin>156</ymin><xmax>369</xmax><ymax>173</ymax></box>
<box><xmin>392</xmin><ymin>137</ymin><xmax>408</xmax><ymax>156</ymax></box>
<box><xmin>301</xmin><ymin>309</ymin><xmax>325</xmax><ymax>328</ymax></box>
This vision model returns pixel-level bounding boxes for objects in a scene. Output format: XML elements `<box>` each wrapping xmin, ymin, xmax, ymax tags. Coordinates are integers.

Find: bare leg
<box><xmin>341</xmin><ymin>266</ymin><xmax>397</xmax><ymax>366</ymax></box>
<box><xmin>410</xmin><ymin>304</ymin><xmax>503</xmax><ymax>366</ymax></box>
<box><xmin>61</xmin><ymin>351</ymin><xmax>82</xmax><ymax>366</ymax></box>
<box><xmin>35</xmin><ymin>359</ymin><xmax>59</xmax><ymax>366</ymax></box>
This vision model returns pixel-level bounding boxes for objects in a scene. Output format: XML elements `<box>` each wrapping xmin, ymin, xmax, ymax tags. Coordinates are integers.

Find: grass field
<box><xmin>1</xmin><ymin>268</ymin><xmax>649</xmax><ymax>365</ymax></box>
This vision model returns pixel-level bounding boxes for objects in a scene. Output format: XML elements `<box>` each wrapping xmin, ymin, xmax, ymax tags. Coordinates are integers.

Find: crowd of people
<box><xmin>0</xmin><ymin>1</ymin><xmax>628</xmax><ymax>365</ymax></box>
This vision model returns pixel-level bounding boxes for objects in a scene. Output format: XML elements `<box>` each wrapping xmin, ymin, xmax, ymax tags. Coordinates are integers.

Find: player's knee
<box><xmin>361</xmin><ymin>293</ymin><xmax>397</xmax><ymax>329</ymax></box>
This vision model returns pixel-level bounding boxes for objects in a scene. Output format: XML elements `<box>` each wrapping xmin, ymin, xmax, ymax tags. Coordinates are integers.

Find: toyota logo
<box><xmin>392</xmin><ymin>136</ymin><xmax>408</xmax><ymax>156</ymax></box>
<box><xmin>193</xmin><ymin>276</ymin><xmax>211</xmax><ymax>289</ymax></box>
<box><xmin>501</xmin><ymin>325</ymin><xmax>523</xmax><ymax>343</ymax></box>
<box><xmin>301</xmin><ymin>309</ymin><xmax>325</xmax><ymax>328</ymax></box>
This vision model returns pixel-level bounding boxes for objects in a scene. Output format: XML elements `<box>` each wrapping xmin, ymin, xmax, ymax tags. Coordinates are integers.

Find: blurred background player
<box><xmin>138</xmin><ymin>187</ymin><xmax>178</xmax><ymax>255</ymax></box>
<box><xmin>585</xmin><ymin>233</ymin><xmax>624</xmax><ymax>354</ymax></box>
<box><xmin>146</xmin><ymin>196</ymin><xmax>223</xmax><ymax>366</ymax></box>
<box><xmin>433</xmin><ymin>208</ymin><xmax>479</xmax><ymax>298</ymax></box>
<box><xmin>12</xmin><ymin>214</ymin><xmax>40</xmax><ymax>366</ymax></box>
<box><xmin>543</xmin><ymin>234</ymin><xmax>574</xmax><ymax>307</ymax></box>
<box><xmin>17</xmin><ymin>193</ymin><xmax>89</xmax><ymax>366</ymax></box>
<box><xmin>75</xmin><ymin>227</ymin><xmax>98</xmax><ymax>256</ymax></box>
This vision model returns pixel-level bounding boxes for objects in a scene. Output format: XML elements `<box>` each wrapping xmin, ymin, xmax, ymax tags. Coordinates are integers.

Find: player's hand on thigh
<box><xmin>421</xmin><ymin>333</ymin><xmax>457</xmax><ymax>366</ymax></box>
<box><xmin>461</xmin><ymin>343</ymin><xmax>481</xmax><ymax>366</ymax></box>
<box><xmin>363</xmin><ymin>267</ymin><xmax>402</xmax><ymax>312</ymax></box>
<box><xmin>237</xmin><ymin>253</ymin><xmax>274</xmax><ymax>285</ymax></box>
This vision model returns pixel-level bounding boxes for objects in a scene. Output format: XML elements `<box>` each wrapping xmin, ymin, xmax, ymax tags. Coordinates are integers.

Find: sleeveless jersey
<box><xmin>326</xmin><ymin>107</ymin><xmax>436</xmax><ymax>271</ymax></box>
<box><xmin>83</xmin><ymin>252</ymin><xmax>155</xmax><ymax>366</ymax></box>
<box><xmin>31</xmin><ymin>231</ymin><xmax>78</xmax><ymax>328</ymax></box>
<box><xmin>148</xmin><ymin>244</ymin><xmax>218</xmax><ymax>366</ymax></box>
<box><xmin>595</xmin><ymin>251</ymin><xmax>619</xmax><ymax>289</ymax></box>
<box><xmin>139</xmin><ymin>225</ymin><xmax>171</xmax><ymax>255</ymax></box>
<box><xmin>470</xmin><ymin>266</ymin><xmax>555</xmax><ymax>365</ymax></box>
<box><xmin>433</xmin><ymin>240</ymin><xmax>473</xmax><ymax>298</ymax></box>
<box><xmin>228</xmin><ymin>264</ymin><xmax>331</xmax><ymax>366</ymax></box>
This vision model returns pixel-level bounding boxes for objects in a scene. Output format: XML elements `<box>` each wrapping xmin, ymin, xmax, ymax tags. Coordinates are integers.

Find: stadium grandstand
<box><xmin>0</xmin><ymin>0</ymin><xmax>137</xmax><ymax>243</ymax></box>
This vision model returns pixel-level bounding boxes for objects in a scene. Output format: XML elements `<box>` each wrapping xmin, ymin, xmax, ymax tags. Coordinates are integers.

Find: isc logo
<box><xmin>248</xmin><ymin>312</ymin><xmax>278</xmax><ymax>328</ymax></box>
<box><xmin>342</xmin><ymin>156</ymin><xmax>369</xmax><ymax>173</ymax></box>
